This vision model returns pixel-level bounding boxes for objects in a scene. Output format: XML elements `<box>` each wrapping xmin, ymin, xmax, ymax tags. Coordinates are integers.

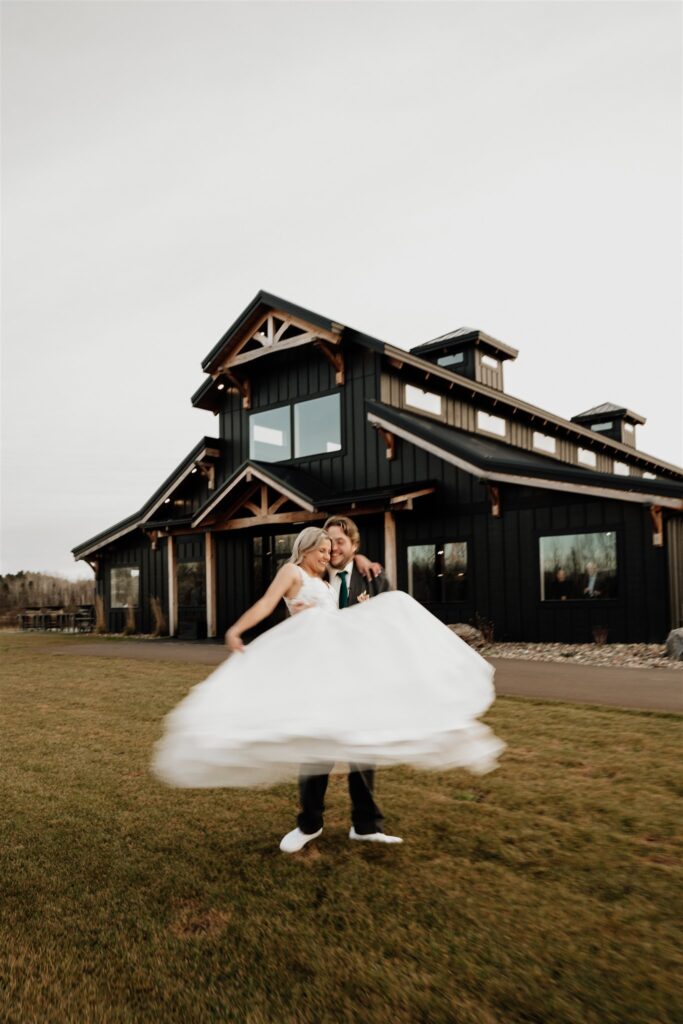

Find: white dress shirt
<box><xmin>327</xmin><ymin>560</ymin><xmax>355</xmax><ymax>604</ymax></box>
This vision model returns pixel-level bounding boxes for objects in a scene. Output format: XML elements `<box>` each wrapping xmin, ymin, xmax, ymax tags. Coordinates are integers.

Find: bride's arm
<box><xmin>225</xmin><ymin>563</ymin><xmax>300</xmax><ymax>652</ymax></box>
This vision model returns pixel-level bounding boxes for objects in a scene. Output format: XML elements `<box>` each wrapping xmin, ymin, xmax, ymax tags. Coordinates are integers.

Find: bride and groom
<box><xmin>153</xmin><ymin>517</ymin><xmax>504</xmax><ymax>853</ymax></box>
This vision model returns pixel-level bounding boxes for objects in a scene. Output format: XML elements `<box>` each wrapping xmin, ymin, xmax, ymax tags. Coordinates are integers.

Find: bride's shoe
<box><xmin>279</xmin><ymin>827</ymin><xmax>323</xmax><ymax>853</ymax></box>
<box><xmin>349</xmin><ymin>827</ymin><xmax>403</xmax><ymax>844</ymax></box>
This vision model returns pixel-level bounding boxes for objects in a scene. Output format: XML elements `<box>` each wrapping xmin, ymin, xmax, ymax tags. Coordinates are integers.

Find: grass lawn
<box><xmin>1</xmin><ymin>633</ymin><xmax>681</xmax><ymax>1024</ymax></box>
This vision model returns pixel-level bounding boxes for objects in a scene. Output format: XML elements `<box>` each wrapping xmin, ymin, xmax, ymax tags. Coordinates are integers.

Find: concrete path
<box><xmin>488</xmin><ymin>657</ymin><xmax>682</xmax><ymax>713</ymax></box>
<box><xmin>47</xmin><ymin>639</ymin><xmax>683</xmax><ymax>713</ymax></box>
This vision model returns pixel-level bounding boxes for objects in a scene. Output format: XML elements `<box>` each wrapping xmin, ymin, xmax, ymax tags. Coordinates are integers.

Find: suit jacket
<box><xmin>346</xmin><ymin>566</ymin><xmax>391</xmax><ymax>606</ymax></box>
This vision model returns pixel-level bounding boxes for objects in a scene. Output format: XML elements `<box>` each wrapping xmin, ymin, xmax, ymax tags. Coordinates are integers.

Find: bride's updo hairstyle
<box><xmin>288</xmin><ymin>527</ymin><xmax>330</xmax><ymax>566</ymax></box>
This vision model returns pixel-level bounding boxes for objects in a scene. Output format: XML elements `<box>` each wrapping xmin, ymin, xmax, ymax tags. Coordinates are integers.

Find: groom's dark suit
<box><xmin>297</xmin><ymin>566</ymin><xmax>391</xmax><ymax>836</ymax></box>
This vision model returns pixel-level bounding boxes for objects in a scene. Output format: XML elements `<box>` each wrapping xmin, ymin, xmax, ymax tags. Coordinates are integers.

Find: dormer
<box><xmin>410</xmin><ymin>328</ymin><xmax>518</xmax><ymax>392</ymax></box>
<box><xmin>571</xmin><ymin>403</ymin><xmax>646</xmax><ymax>448</ymax></box>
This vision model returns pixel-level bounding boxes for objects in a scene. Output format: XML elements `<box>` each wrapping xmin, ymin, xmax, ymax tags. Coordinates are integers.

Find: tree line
<box><xmin>0</xmin><ymin>571</ymin><xmax>96</xmax><ymax>620</ymax></box>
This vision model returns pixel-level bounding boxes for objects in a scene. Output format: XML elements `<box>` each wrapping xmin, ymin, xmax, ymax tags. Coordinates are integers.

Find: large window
<box><xmin>110</xmin><ymin>567</ymin><xmax>140</xmax><ymax>608</ymax></box>
<box><xmin>407</xmin><ymin>542</ymin><xmax>468</xmax><ymax>602</ymax></box>
<box><xmin>539</xmin><ymin>532</ymin><xmax>617</xmax><ymax>601</ymax></box>
<box><xmin>294</xmin><ymin>394</ymin><xmax>342</xmax><ymax>457</ymax></box>
<box><xmin>249</xmin><ymin>406</ymin><xmax>291</xmax><ymax>462</ymax></box>
<box><xmin>249</xmin><ymin>393</ymin><xmax>341</xmax><ymax>463</ymax></box>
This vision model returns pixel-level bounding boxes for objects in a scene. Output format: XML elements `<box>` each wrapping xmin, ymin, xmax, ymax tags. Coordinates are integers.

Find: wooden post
<box><xmin>205</xmin><ymin>531</ymin><xmax>217</xmax><ymax>638</ymax></box>
<box><xmin>167</xmin><ymin>535</ymin><xmax>177</xmax><ymax>637</ymax></box>
<box><xmin>384</xmin><ymin>510</ymin><xmax>397</xmax><ymax>588</ymax></box>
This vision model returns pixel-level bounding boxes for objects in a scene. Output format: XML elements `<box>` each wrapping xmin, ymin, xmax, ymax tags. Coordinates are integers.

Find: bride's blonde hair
<box><xmin>288</xmin><ymin>527</ymin><xmax>330</xmax><ymax>566</ymax></box>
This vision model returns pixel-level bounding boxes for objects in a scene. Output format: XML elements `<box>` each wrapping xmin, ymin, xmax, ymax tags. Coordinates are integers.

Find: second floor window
<box><xmin>249</xmin><ymin>392</ymin><xmax>341</xmax><ymax>463</ymax></box>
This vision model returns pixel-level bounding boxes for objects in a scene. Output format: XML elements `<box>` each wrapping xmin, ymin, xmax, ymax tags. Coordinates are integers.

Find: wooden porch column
<box><xmin>205</xmin><ymin>531</ymin><xmax>217</xmax><ymax>638</ymax></box>
<box><xmin>384</xmin><ymin>511</ymin><xmax>397</xmax><ymax>588</ymax></box>
<box><xmin>167</xmin><ymin>536</ymin><xmax>177</xmax><ymax>637</ymax></box>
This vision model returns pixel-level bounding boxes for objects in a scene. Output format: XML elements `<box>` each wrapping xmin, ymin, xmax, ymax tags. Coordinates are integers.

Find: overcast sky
<box><xmin>2</xmin><ymin>0</ymin><xmax>681</xmax><ymax>580</ymax></box>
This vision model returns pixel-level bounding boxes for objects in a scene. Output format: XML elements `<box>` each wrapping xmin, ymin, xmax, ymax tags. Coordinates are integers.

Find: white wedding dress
<box><xmin>152</xmin><ymin>568</ymin><xmax>505</xmax><ymax>788</ymax></box>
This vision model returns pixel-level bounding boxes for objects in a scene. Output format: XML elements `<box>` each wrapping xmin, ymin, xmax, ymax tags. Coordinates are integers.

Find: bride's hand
<box><xmin>357</xmin><ymin>592</ymin><xmax>370</xmax><ymax>603</ymax></box>
<box><xmin>226</xmin><ymin>628</ymin><xmax>245</xmax><ymax>653</ymax></box>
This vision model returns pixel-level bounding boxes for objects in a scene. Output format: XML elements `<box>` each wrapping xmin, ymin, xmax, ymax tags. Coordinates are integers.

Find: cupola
<box><xmin>570</xmin><ymin>403</ymin><xmax>645</xmax><ymax>448</ymax></box>
<box><xmin>410</xmin><ymin>328</ymin><xmax>518</xmax><ymax>392</ymax></box>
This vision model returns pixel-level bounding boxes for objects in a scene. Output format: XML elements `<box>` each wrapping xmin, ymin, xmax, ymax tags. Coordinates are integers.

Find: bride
<box><xmin>153</xmin><ymin>526</ymin><xmax>504</xmax><ymax>797</ymax></box>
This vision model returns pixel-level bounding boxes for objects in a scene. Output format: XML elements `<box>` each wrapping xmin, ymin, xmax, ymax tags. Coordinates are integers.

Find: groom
<box><xmin>279</xmin><ymin>514</ymin><xmax>404</xmax><ymax>854</ymax></box>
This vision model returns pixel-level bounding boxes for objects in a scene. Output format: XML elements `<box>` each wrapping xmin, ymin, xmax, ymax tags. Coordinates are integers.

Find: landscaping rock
<box><xmin>449</xmin><ymin>623</ymin><xmax>486</xmax><ymax>650</ymax></box>
<box><xmin>665</xmin><ymin>628</ymin><xmax>683</xmax><ymax>661</ymax></box>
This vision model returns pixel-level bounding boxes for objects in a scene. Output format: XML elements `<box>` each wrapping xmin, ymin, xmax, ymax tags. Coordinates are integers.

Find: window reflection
<box><xmin>294</xmin><ymin>394</ymin><xmax>341</xmax><ymax>458</ymax></box>
<box><xmin>249</xmin><ymin>406</ymin><xmax>291</xmax><ymax>462</ymax></box>
<box><xmin>408</xmin><ymin>542</ymin><xmax>468</xmax><ymax>602</ymax></box>
<box><xmin>539</xmin><ymin>532</ymin><xmax>617</xmax><ymax>601</ymax></box>
<box><xmin>110</xmin><ymin>567</ymin><xmax>139</xmax><ymax>608</ymax></box>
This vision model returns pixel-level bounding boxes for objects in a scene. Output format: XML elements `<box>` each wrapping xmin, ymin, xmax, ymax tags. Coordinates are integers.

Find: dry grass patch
<box><xmin>1</xmin><ymin>633</ymin><xmax>681</xmax><ymax>1024</ymax></box>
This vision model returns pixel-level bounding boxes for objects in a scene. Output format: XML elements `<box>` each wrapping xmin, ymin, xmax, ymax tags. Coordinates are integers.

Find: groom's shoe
<box><xmin>349</xmin><ymin>827</ymin><xmax>403</xmax><ymax>844</ymax></box>
<box><xmin>279</xmin><ymin>827</ymin><xmax>323</xmax><ymax>854</ymax></box>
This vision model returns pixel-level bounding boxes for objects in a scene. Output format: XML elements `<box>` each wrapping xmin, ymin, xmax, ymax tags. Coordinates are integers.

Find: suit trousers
<box><xmin>297</xmin><ymin>764</ymin><xmax>384</xmax><ymax>835</ymax></box>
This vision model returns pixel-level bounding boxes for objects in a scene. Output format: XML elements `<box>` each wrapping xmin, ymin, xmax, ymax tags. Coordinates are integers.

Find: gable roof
<box><xmin>72</xmin><ymin>437</ymin><xmax>223</xmax><ymax>559</ymax></box>
<box><xmin>201</xmin><ymin>291</ymin><xmax>346</xmax><ymax>375</ymax></box>
<box><xmin>193</xmin><ymin>292</ymin><xmax>681</xmax><ymax>478</ymax></box>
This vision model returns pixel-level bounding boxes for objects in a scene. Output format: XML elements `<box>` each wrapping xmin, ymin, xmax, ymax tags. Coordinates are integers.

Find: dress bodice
<box><xmin>284</xmin><ymin>566</ymin><xmax>338</xmax><ymax>615</ymax></box>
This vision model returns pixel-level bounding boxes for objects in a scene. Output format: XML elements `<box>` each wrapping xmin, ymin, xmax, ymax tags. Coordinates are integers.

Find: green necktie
<box><xmin>338</xmin><ymin>570</ymin><xmax>349</xmax><ymax>609</ymax></box>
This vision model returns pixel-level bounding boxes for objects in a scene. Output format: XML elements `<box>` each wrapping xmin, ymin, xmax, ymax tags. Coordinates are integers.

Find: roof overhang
<box><xmin>367</xmin><ymin>403</ymin><xmax>683</xmax><ymax>512</ymax></box>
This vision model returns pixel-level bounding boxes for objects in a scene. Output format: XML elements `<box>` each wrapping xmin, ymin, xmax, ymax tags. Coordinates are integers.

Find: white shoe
<box><xmin>349</xmin><ymin>827</ymin><xmax>403</xmax><ymax>844</ymax></box>
<box><xmin>279</xmin><ymin>827</ymin><xmax>323</xmax><ymax>854</ymax></box>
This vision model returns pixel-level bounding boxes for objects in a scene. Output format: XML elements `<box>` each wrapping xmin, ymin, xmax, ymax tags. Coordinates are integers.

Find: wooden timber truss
<box><xmin>214</xmin><ymin>311</ymin><xmax>345</xmax><ymax>408</ymax></box>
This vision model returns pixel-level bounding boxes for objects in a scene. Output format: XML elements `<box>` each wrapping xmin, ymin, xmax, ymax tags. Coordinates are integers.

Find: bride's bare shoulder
<box><xmin>277</xmin><ymin>562</ymin><xmax>302</xmax><ymax>594</ymax></box>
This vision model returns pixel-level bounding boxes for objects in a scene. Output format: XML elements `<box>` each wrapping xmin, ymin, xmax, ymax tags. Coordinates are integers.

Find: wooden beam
<box><xmin>196</xmin><ymin>461</ymin><xmax>216</xmax><ymax>491</ymax></box>
<box><xmin>205</xmin><ymin>531</ymin><xmax>216</xmax><ymax>638</ymax></box>
<box><xmin>215</xmin><ymin>511</ymin><xmax>327</xmax><ymax>531</ymax></box>
<box><xmin>488</xmin><ymin>484</ymin><xmax>502</xmax><ymax>518</ymax></box>
<box><xmin>389</xmin><ymin>486</ymin><xmax>436</xmax><ymax>505</ymax></box>
<box><xmin>650</xmin><ymin>505</ymin><xmax>664</xmax><ymax>547</ymax></box>
<box><xmin>224</xmin><ymin>371</ymin><xmax>251</xmax><ymax>409</ymax></box>
<box><xmin>376</xmin><ymin>426</ymin><xmax>396</xmax><ymax>461</ymax></box>
<box><xmin>314</xmin><ymin>340</ymin><xmax>345</xmax><ymax>385</ymax></box>
<box><xmin>384</xmin><ymin>511</ymin><xmax>397</xmax><ymax>587</ymax></box>
<box><xmin>167</xmin><ymin>535</ymin><xmax>177</xmax><ymax>637</ymax></box>
<box><xmin>268</xmin><ymin>493</ymin><xmax>290</xmax><ymax>515</ymax></box>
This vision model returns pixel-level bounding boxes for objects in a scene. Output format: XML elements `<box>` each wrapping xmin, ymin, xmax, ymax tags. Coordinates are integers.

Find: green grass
<box><xmin>1</xmin><ymin>633</ymin><xmax>681</xmax><ymax>1024</ymax></box>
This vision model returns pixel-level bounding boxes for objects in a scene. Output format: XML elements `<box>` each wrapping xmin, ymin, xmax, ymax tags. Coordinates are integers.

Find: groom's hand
<box><xmin>355</xmin><ymin>553</ymin><xmax>383</xmax><ymax>580</ymax></box>
<box><xmin>288</xmin><ymin>601</ymin><xmax>314</xmax><ymax>615</ymax></box>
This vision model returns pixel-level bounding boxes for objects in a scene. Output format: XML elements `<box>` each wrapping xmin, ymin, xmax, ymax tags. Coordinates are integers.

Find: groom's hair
<box><xmin>323</xmin><ymin>515</ymin><xmax>360</xmax><ymax>549</ymax></box>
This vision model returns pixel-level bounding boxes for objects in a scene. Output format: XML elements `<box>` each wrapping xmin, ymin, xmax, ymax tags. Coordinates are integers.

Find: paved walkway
<box><xmin>48</xmin><ymin>640</ymin><xmax>683</xmax><ymax>713</ymax></box>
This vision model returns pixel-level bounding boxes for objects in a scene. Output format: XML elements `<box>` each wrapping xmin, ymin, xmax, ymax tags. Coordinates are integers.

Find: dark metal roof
<box><xmin>72</xmin><ymin>437</ymin><xmax>223</xmax><ymax>559</ymax></box>
<box><xmin>366</xmin><ymin>401</ymin><xmax>683</xmax><ymax>504</ymax></box>
<box><xmin>411</xmin><ymin>329</ymin><xmax>518</xmax><ymax>362</ymax></box>
<box><xmin>201</xmin><ymin>291</ymin><xmax>346</xmax><ymax>374</ymax></box>
<box><xmin>572</xmin><ymin>403</ymin><xmax>646</xmax><ymax>426</ymax></box>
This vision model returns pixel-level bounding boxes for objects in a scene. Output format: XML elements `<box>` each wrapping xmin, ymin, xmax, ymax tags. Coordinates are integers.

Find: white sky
<box><xmin>2</xmin><ymin>0</ymin><xmax>681</xmax><ymax>579</ymax></box>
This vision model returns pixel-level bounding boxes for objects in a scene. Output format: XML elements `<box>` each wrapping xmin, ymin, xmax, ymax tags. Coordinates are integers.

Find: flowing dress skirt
<box><xmin>152</xmin><ymin>591</ymin><xmax>505</xmax><ymax>788</ymax></box>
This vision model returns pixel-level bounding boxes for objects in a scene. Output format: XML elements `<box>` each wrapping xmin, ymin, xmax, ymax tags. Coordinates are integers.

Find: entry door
<box><xmin>177</xmin><ymin>561</ymin><xmax>207</xmax><ymax>639</ymax></box>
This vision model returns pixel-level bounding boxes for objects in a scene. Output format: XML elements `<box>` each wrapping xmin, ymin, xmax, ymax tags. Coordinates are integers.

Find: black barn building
<box><xmin>73</xmin><ymin>292</ymin><xmax>683</xmax><ymax>643</ymax></box>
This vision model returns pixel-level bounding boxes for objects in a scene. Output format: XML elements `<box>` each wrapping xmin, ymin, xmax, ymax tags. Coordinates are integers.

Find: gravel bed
<box><xmin>481</xmin><ymin>642</ymin><xmax>683</xmax><ymax>670</ymax></box>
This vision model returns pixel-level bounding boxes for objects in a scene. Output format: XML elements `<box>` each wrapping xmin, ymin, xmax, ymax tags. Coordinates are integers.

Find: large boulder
<box><xmin>449</xmin><ymin>623</ymin><xmax>486</xmax><ymax>650</ymax></box>
<box><xmin>666</xmin><ymin>628</ymin><xmax>683</xmax><ymax>661</ymax></box>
